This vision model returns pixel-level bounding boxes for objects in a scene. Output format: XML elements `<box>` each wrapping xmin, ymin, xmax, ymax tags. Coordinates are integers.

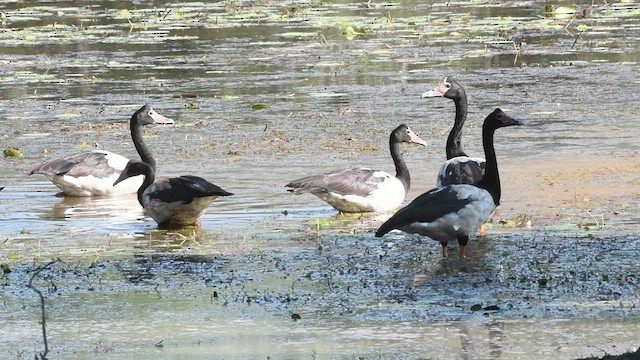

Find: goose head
<box><xmin>133</xmin><ymin>104</ymin><xmax>175</xmax><ymax>126</ymax></box>
<box><xmin>113</xmin><ymin>160</ymin><xmax>153</xmax><ymax>187</ymax></box>
<box><xmin>485</xmin><ymin>108</ymin><xmax>524</xmax><ymax>131</ymax></box>
<box><xmin>392</xmin><ymin>124</ymin><xmax>427</xmax><ymax>147</ymax></box>
<box><xmin>421</xmin><ymin>76</ymin><xmax>465</xmax><ymax>101</ymax></box>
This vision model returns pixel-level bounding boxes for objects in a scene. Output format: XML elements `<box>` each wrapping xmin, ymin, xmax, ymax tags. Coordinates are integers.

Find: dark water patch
<box><xmin>2</xmin><ymin>229</ymin><xmax>639</xmax><ymax>358</ymax></box>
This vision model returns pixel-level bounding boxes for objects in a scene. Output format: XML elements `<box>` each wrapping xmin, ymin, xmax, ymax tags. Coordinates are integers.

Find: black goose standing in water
<box><xmin>422</xmin><ymin>77</ymin><xmax>486</xmax><ymax>187</ymax></box>
<box><xmin>285</xmin><ymin>124</ymin><xmax>427</xmax><ymax>213</ymax></box>
<box><xmin>28</xmin><ymin>104</ymin><xmax>174</xmax><ymax>196</ymax></box>
<box><xmin>114</xmin><ymin>160</ymin><xmax>233</xmax><ymax>229</ymax></box>
<box><xmin>376</xmin><ymin>109</ymin><xmax>522</xmax><ymax>259</ymax></box>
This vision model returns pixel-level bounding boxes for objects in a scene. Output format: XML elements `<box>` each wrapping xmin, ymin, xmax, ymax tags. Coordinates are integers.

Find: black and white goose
<box><xmin>113</xmin><ymin>160</ymin><xmax>233</xmax><ymax>229</ymax></box>
<box><xmin>375</xmin><ymin>109</ymin><xmax>522</xmax><ymax>258</ymax></box>
<box><xmin>28</xmin><ymin>104</ymin><xmax>173</xmax><ymax>197</ymax></box>
<box><xmin>285</xmin><ymin>124</ymin><xmax>427</xmax><ymax>213</ymax></box>
<box><xmin>422</xmin><ymin>77</ymin><xmax>485</xmax><ymax>187</ymax></box>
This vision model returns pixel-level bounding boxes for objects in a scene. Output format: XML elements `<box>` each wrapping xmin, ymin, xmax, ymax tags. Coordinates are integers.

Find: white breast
<box><xmin>51</xmin><ymin>172</ymin><xmax>143</xmax><ymax>197</ymax></box>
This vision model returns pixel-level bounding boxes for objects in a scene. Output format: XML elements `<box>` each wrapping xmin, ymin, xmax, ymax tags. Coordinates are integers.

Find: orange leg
<box><xmin>459</xmin><ymin>245</ymin><xmax>466</xmax><ymax>259</ymax></box>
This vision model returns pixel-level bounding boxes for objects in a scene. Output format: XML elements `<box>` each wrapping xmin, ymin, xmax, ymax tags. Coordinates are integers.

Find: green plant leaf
<box><xmin>3</xmin><ymin>148</ymin><xmax>23</xmax><ymax>158</ymax></box>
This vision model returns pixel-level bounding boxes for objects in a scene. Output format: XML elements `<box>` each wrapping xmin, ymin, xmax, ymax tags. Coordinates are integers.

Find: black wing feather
<box><xmin>150</xmin><ymin>176</ymin><xmax>233</xmax><ymax>204</ymax></box>
<box><xmin>439</xmin><ymin>158</ymin><xmax>485</xmax><ymax>187</ymax></box>
<box><xmin>375</xmin><ymin>186</ymin><xmax>472</xmax><ymax>237</ymax></box>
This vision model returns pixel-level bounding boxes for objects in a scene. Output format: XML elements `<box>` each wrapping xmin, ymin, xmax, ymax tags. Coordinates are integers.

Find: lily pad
<box><xmin>343</xmin><ymin>26</ymin><xmax>364</xmax><ymax>40</ymax></box>
<box><xmin>3</xmin><ymin>148</ymin><xmax>23</xmax><ymax>158</ymax></box>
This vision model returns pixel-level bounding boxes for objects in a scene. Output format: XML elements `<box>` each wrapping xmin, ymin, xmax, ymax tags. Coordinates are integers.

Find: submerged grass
<box><xmin>1</xmin><ymin>1</ymin><xmax>639</xmax><ymax>59</ymax></box>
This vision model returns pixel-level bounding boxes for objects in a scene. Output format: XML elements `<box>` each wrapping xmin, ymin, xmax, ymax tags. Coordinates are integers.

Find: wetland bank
<box><xmin>1</xmin><ymin>0</ymin><xmax>640</xmax><ymax>359</ymax></box>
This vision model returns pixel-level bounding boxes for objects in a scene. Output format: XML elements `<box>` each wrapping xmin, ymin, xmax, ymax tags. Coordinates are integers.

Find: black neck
<box><xmin>130</xmin><ymin>120</ymin><xmax>155</xmax><ymax>170</ymax></box>
<box><xmin>446</xmin><ymin>92</ymin><xmax>469</xmax><ymax>159</ymax></box>
<box><xmin>391</xmin><ymin>136</ymin><xmax>411</xmax><ymax>192</ymax></box>
<box><xmin>136</xmin><ymin>163</ymin><xmax>156</xmax><ymax>207</ymax></box>
<box><xmin>475</xmin><ymin>124</ymin><xmax>500</xmax><ymax>206</ymax></box>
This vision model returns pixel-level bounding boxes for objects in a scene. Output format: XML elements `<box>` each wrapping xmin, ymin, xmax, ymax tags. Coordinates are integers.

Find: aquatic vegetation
<box><xmin>0</xmin><ymin>1</ymin><xmax>636</xmax><ymax>61</ymax></box>
<box><xmin>3</xmin><ymin>147</ymin><xmax>22</xmax><ymax>158</ymax></box>
<box><xmin>250</xmin><ymin>103</ymin><xmax>270</xmax><ymax>110</ymax></box>
<box><xmin>342</xmin><ymin>25</ymin><xmax>365</xmax><ymax>40</ymax></box>
<box><xmin>0</xmin><ymin>263</ymin><xmax>10</xmax><ymax>274</ymax></box>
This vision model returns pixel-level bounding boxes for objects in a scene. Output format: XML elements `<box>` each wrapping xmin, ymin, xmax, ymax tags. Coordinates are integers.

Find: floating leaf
<box><xmin>555</xmin><ymin>6</ymin><xmax>576</xmax><ymax>15</ymax></box>
<box><xmin>315</xmin><ymin>218</ymin><xmax>333</xmax><ymax>229</ymax></box>
<box><xmin>576</xmin><ymin>24</ymin><xmax>589</xmax><ymax>32</ymax></box>
<box><xmin>3</xmin><ymin>148</ymin><xmax>23</xmax><ymax>158</ymax></box>
<box><xmin>117</xmin><ymin>9</ymin><xmax>132</xmax><ymax>18</ymax></box>
<box><xmin>185</xmin><ymin>102</ymin><xmax>198</xmax><ymax>109</ymax></box>
<box><xmin>251</xmin><ymin>103</ymin><xmax>270</xmax><ymax>110</ymax></box>
<box><xmin>343</xmin><ymin>26</ymin><xmax>364</xmax><ymax>40</ymax></box>
<box><xmin>543</xmin><ymin>4</ymin><xmax>576</xmax><ymax>18</ymax></box>
<box><xmin>554</xmin><ymin>6</ymin><xmax>576</xmax><ymax>19</ymax></box>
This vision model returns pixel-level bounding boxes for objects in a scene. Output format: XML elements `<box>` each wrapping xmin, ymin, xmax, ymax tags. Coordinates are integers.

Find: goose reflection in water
<box><xmin>47</xmin><ymin>194</ymin><xmax>144</xmax><ymax>224</ymax></box>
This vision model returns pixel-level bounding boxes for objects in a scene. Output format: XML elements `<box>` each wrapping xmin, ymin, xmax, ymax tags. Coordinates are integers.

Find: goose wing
<box><xmin>286</xmin><ymin>168</ymin><xmax>386</xmax><ymax>197</ymax></box>
<box><xmin>437</xmin><ymin>156</ymin><xmax>486</xmax><ymax>187</ymax></box>
<box><xmin>148</xmin><ymin>176</ymin><xmax>232</xmax><ymax>205</ymax></box>
<box><xmin>29</xmin><ymin>151</ymin><xmax>121</xmax><ymax>178</ymax></box>
<box><xmin>375</xmin><ymin>186</ymin><xmax>474</xmax><ymax>237</ymax></box>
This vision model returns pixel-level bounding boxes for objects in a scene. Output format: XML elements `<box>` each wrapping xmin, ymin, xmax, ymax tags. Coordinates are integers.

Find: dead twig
<box><xmin>160</xmin><ymin>3</ymin><xmax>173</xmax><ymax>20</ymax></box>
<box><xmin>571</xmin><ymin>31</ymin><xmax>584</xmax><ymax>50</ymax></box>
<box><xmin>26</xmin><ymin>259</ymin><xmax>60</xmax><ymax>360</ymax></box>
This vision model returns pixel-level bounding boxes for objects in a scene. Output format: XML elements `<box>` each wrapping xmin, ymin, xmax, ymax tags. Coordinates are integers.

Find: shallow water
<box><xmin>2</xmin><ymin>1</ymin><xmax>640</xmax><ymax>359</ymax></box>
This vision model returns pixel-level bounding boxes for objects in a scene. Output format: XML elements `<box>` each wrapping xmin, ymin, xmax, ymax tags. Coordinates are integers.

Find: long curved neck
<box><xmin>476</xmin><ymin>125</ymin><xmax>500</xmax><ymax>206</ymax></box>
<box><xmin>391</xmin><ymin>138</ymin><xmax>411</xmax><ymax>192</ymax></box>
<box><xmin>137</xmin><ymin>164</ymin><xmax>156</xmax><ymax>207</ymax></box>
<box><xmin>446</xmin><ymin>93</ymin><xmax>469</xmax><ymax>159</ymax></box>
<box><xmin>130</xmin><ymin>120</ymin><xmax>155</xmax><ymax>170</ymax></box>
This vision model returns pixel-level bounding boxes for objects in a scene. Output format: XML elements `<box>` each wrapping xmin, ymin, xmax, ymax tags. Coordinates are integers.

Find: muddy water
<box><xmin>2</xmin><ymin>1</ymin><xmax>640</xmax><ymax>359</ymax></box>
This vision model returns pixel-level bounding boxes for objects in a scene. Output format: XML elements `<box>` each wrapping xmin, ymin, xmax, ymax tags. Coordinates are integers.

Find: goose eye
<box><xmin>445</xmin><ymin>83</ymin><xmax>451</xmax><ymax>88</ymax></box>
<box><xmin>148</xmin><ymin>111</ymin><xmax>153</xmax><ymax>116</ymax></box>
